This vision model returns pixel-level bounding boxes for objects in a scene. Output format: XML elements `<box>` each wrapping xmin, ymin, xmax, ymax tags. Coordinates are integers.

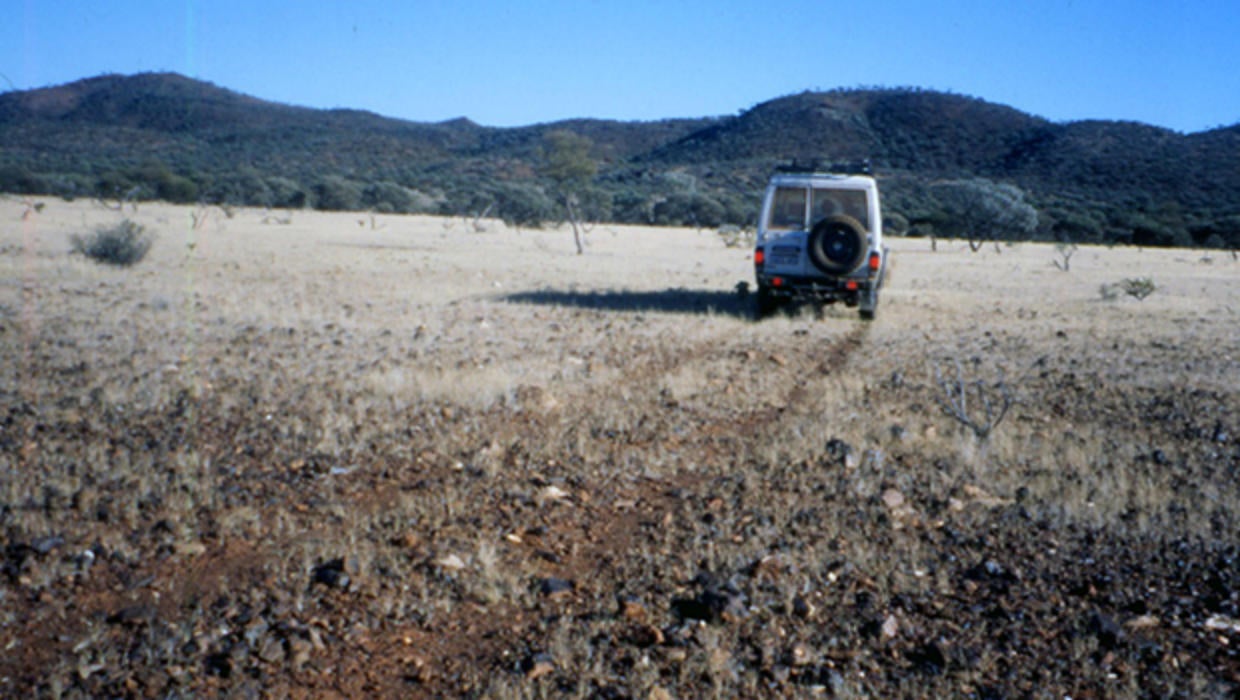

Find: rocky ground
<box><xmin>1</xmin><ymin>201</ymin><xmax>1238</xmax><ymax>698</ymax></box>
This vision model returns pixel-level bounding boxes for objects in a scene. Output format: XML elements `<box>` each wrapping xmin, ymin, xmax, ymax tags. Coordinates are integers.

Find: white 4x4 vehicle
<box><xmin>753</xmin><ymin>164</ymin><xmax>887</xmax><ymax>320</ymax></box>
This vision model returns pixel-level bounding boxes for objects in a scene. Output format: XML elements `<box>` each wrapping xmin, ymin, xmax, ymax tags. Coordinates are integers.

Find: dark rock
<box><xmin>108</xmin><ymin>604</ymin><xmax>155</xmax><ymax>627</ymax></box>
<box><xmin>792</xmin><ymin>595</ymin><xmax>815</xmax><ymax>619</ymax></box>
<box><xmin>523</xmin><ymin>652</ymin><xmax>555</xmax><ymax>680</ymax></box>
<box><xmin>672</xmin><ymin>578</ymin><xmax>746</xmax><ymax>623</ymax></box>
<box><xmin>626</xmin><ymin>624</ymin><xmax>664</xmax><ymax>647</ymax></box>
<box><xmin>204</xmin><ymin>651</ymin><xmax>232</xmax><ymax>678</ymax></box>
<box><xmin>825</xmin><ymin>438</ymin><xmax>853</xmax><ymax>465</ymax></box>
<box><xmin>31</xmin><ymin>535</ymin><xmax>65</xmax><ymax>555</ymax></box>
<box><xmin>1089</xmin><ymin>611</ymin><xmax>1124</xmax><ymax>650</ymax></box>
<box><xmin>312</xmin><ymin>558</ymin><xmax>350</xmax><ymax>590</ymax></box>
<box><xmin>907</xmin><ymin>641</ymin><xmax>948</xmax><ymax>675</ymax></box>
<box><xmin>538</xmin><ymin>577</ymin><xmax>574</xmax><ymax>597</ymax></box>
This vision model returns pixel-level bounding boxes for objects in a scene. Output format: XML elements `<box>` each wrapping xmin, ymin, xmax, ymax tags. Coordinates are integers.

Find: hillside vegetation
<box><xmin>2</xmin><ymin>72</ymin><xmax>1238</xmax><ymax>248</ymax></box>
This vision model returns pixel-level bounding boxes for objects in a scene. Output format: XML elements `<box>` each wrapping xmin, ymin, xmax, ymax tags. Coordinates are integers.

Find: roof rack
<box><xmin>775</xmin><ymin>158</ymin><xmax>873</xmax><ymax>176</ymax></box>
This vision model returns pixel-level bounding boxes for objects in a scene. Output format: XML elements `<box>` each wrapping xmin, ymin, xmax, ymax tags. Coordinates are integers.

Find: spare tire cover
<box><xmin>807</xmin><ymin>215</ymin><xmax>867</xmax><ymax>274</ymax></box>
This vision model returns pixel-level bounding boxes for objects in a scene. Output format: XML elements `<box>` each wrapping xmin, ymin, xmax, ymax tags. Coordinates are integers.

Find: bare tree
<box><xmin>191</xmin><ymin>204</ymin><xmax>211</xmax><ymax>230</ymax></box>
<box><xmin>1051</xmin><ymin>242</ymin><xmax>1078</xmax><ymax>271</ymax></box>
<box><xmin>95</xmin><ymin>185</ymin><xmax>143</xmax><ymax>213</ymax></box>
<box><xmin>471</xmin><ymin>202</ymin><xmax>494</xmax><ymax>232</ymax></box>
<box><xmin>20</xmin><ymin>197</ymin><xmax>44</xmax><ymax>221</ymax></box>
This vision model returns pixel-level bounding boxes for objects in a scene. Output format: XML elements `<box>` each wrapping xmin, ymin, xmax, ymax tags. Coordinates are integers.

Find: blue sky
<box><xmin>5</xmin><ymin>0</ymin><xmax>1239</xmax><ymax>133</ymax></box>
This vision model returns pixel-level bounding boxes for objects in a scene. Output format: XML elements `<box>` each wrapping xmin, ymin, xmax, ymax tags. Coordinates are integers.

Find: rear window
<box><xmin>811</xmin><ymin>189</ymin><xmax>869</xmax><ymax>229</ymax></box>
<box><xmin>767</xmin><ymin>187</ymin><xmax>806</xmax><ymax>230</ymax></box>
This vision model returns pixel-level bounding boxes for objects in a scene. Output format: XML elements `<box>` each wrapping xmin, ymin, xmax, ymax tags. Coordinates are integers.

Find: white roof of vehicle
<box><xmin>768</xmin><ymin>173</ymin><xmax>877</xmax><ymax>188</ymax></box>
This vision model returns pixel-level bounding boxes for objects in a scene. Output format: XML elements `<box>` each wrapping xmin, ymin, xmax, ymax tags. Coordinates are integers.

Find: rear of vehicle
<box><xmin>753</xmin><ymin>173</ymin><xmax>886</xmax><ymax>320</ymax></box>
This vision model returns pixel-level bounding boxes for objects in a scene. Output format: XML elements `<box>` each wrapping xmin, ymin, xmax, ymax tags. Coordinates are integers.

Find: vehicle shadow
<box><xmin>501</xmin><ymin>288</ymin><xmax>753</xmax><ymax>319</ymax></box>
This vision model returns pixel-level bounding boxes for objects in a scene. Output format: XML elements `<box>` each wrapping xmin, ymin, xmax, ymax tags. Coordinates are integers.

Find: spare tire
<box><xmin>807</xmin><ymin>215</ymin><xmax>867</xmax><ymax>275</ymax></box>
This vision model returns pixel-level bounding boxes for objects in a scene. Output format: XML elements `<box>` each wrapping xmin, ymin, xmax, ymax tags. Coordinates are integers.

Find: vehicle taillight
<box><xmin>868</xmin><ymin>251</ymin><xmax>882</xmax><ymax>271</ymax></box>
<box><xmin>845</xmin><ymin>280</ymin><xmax>858</xmax><ymax>291</ymax></box>
<box><xmin>754</xmin><ymin>249</ymin><xmax>765</xmax><ymax>266</ymax></box>
<box><xmin>772</xmin><ymin>276</ymin><xmax>784</xmax><ymax>288</ymax></box>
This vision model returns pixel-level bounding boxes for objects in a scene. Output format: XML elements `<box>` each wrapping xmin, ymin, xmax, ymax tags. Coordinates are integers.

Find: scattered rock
<box><xmin>178</xmin><ymin>541</ymin><xmax>207</xmax><ymax>557</ymax></box>
<box><xmin>659</xmin><ymin>646</ymin><xmax>688</xmax><ymax>664</ymax></box>
<box><xmin>788</xmin><ymin>643</ymin><xmax>812</xmax><ymax>666</ymax></box>
<box><xmin>436</xmin><ymin>553</ymin><xmax>468</xmax><ymax>572</ymax></box>
<box><xmin>31</xmin><ymin>535</ymin><xmax>64</xmax><ymax>555</ymax></box>
<box><xmin>626</xmin><ymin>624</ymin><xmax>664</xmax><ymax>647</ymax></box>
<box><xmin>288</xmin><ymin>637</ymin><xmax>313</xmax><ymax>669</ymax></box>
<box><xmin>881</xmin><ymin>489</ymin><xmax>905</xmax><ymax>509</ymax></box>
<box><xmin>825</xmin><ymin>438</ymin><xmax>856</xmax><ymax>468</ymax></box>
<box><xmin>672</xmin><ymin>574</ymin><xmax>747</xmax><ymax>623</ymax></box>
<box><xmin>108</xmin><ymin>604</ymin><xmax>155</xmax><ymax>628</ymax></box>
<box><xmin>1088</xmin><ymin>611</ymin><xmax>1124</xmax><ymax>650</ymax></box>
<box><xmin>769</xmin><ymin>353</ymin><xmax>788</xmax><ymax>367</ymax></box>
<box><xmin>881</xmin><ymin>614</ymin><xmax>900</xmax><ymax>640</ymax></box>
<box><xmin>792</xmin><ymin>595</ymin><xmax>816</xmax><ymax>620</ymax></box>
<box><xmin>313</xmin><ymin>558</ymin><xmax>351</xmax><ymax>590</ymax></box>
<box><xmin>258</xmin><ymin>636</ymin><xmax>286</xmax><ymax>665</ymax></box>
<box><xmin>392</xmin><ymin>532</ymin><xmax>422</xmax><ymax>550</ymax></box>
<box><xmin>647</xmin><ymin>687</ymin><xmax>674</xmax><ymax>700</ymax></box>
<box><xmin>748</xmin><ymin>553</ymin><xmax>793</xmax><ymax>580</ymax></box>
<box><xmin>907</xmin><ymin>641</ymin><xmax>948</xmax><ymax>675</ymax></box>
<box><xmin>523</xmin><ymin>652</ymin><xmax>555</xmax><ymax>680</ymax></box>
<box><xmin>619</xmin><ymin>597</ymin><xmax>649</xmax><ymax>622</ymax></box>
<box><xmin>538</xmin><ymin>485</ymin><xmax>571</xmax><ymax>504</ymax></box>
<box><xmin>962</xmin><ymin>484</ymin><xmax>1013</xmax><ymax>507</ymax></box>
<box><xmin>1204</xmin><ymin>614</ymin><xmax>1240</xmax><ymax>633</ymax></box>
<box><xmin>538</xmin><ymin>577</ymin><xmax>574</xmax><ymax>598</ymax></box>
<box><xmin>1124</xmin><ymin>614</ymin><xmax>1160</xmax><ymax>630</ymax></box>
<box><xmin>516</xmin><ymin>385</ymin><xmax>560</xmax><ymax>412</ymax></box>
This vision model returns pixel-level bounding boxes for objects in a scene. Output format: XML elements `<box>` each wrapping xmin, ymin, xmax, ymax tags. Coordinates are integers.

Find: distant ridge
<box><xmin>1</xmin><ymin>73</ymin><xmax>1236</xmax><ymax>248</ymax></box>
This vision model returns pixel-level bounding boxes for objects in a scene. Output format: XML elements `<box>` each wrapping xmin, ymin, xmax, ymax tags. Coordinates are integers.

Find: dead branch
<box><xmin>472</xmin><ymin>203</ymin><xmax>494</xmax><ymax>232</ymax></box>
<box><xmin>1051</xmin><ymin>243</ymin><xmax>1078</xmax><ymax>271</ymax></box>
<box><xmin>934</xmin><ymin>358</ymin><xmax>1013</xmax><ymax>440</ymax></box>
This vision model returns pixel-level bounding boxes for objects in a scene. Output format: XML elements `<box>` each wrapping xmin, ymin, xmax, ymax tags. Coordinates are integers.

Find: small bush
<box><xmin>717</xmin><ymin>224</ymin><xmax>755</xmax><ymax>249</ymax></box>
<box><xmin>71</xmin><ymin>219</ymin><xmax>154</xmax><ymax>266</ymax></box>
<box><xmin>1120</xmin><ymin>277</ymin><xmax>1156</xmax><ymax>301</ymax></box>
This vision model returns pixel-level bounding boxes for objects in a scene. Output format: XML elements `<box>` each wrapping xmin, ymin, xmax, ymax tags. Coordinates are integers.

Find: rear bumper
<box><xmin>755</xmin><ymin>272</ymin><xmax>877</xmax><ymax>302</ymax></box>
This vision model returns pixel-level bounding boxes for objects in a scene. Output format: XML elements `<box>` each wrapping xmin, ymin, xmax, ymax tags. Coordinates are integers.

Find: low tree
<box><xmin>930</xmin><ymin>179</ymin><xmax>1038</xmax><ymax>252</ymax></box>
<box><xmin>313</xmin><ymin>176</ymin><xmax>363</xmax><ymax>211</ymax></box>
<box><xmin>491</xmin><ymin>181</ymin><xmax>554</xmax><ymax>229</ymax></box>
<box><xmin>539</xmin><ymin>130</ymin><xmax>597</xmax><ymax>254</ymax></box>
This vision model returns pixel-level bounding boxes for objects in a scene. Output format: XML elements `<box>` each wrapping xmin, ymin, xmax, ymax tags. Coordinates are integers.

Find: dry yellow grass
<box><xmin>2</xmin><ymin>195</ymin><xmax>1238</xmax><ymax>698</ymax></box>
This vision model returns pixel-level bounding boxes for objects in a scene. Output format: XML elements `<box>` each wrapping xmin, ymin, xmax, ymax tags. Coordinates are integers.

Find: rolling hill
<box><xmin>1</xmin><ymin>72</ymin><xmax>1237</xmax><ymax>248</ymax></box>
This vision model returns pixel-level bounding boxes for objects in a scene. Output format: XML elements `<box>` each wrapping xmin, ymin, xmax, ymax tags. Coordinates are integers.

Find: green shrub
<box><xmin>1120</xmin><ymin>277</ymin><xmax>1156</xmax><ymax>301</ymax></box>
<box><xmin>71</xmin><ymin>219</ymin><xmax>154</xmax><ymax>266</ymax></box>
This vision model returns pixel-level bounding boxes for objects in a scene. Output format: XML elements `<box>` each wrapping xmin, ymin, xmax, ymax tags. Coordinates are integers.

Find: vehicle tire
<box><xmin>807</xmin><ymin>215</ymin><xmax>867</xmax><ymax>275</ymax></box>
<box><xmin>754</xmin><ymin>286</ymin><xmax>781</xmax><ymax>320</ymax></box>
<box><xmin>858</xmin><ymin>288</ymin><xmax>878</xmax><ymax>321</ymax></box>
